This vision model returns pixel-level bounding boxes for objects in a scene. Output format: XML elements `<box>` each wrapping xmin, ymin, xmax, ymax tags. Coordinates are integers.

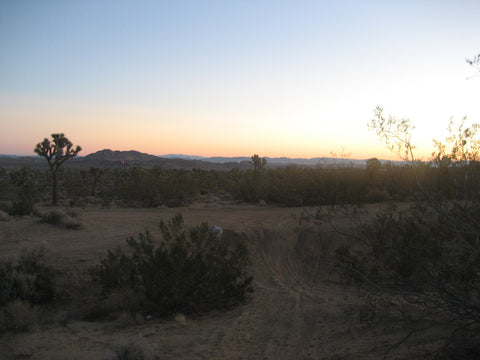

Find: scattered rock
<box><xmin>212</xmin><ymin>225</ymin><xmax>223</xmax><ymax>238</ymax></box>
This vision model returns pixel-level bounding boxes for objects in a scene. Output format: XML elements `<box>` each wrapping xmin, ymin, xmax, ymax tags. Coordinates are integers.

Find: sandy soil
<box><xmin>0</xmin><ymin>203</ymin><xmax>434</xmax><ymax>359</ymax></box>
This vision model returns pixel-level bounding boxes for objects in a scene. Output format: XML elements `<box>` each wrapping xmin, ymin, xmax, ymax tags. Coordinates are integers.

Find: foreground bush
<box><xmin>323</xmin><ymin>107</ymin><xmax>480</xmax><ymax>358</ymax></box>
<box><xmin>329</xmin><ymin>201</ymin><xmax>480</xmax><ymax>358</ymax></box>
<box><xmin>0</xmin><ymin>299</ymin><xmax>38</xmax><ymax>332</ymax></box>
<box><xmin>92</xmin><ymin>214</ymin><xmax>254</xmax><ymax>317</ymax></box>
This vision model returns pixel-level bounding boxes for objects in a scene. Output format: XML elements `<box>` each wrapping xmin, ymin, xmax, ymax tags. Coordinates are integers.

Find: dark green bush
<box><xmin>92</xmin><ymin>214</ymin><xmax>254</xmax><ymax>316</ymax></box>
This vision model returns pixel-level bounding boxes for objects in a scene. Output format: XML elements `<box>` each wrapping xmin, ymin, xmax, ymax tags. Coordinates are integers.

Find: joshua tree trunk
<box><xmin>52</xmin><ymin>172</ymin><xmax>58</xmax><ymax>206</ymax></box>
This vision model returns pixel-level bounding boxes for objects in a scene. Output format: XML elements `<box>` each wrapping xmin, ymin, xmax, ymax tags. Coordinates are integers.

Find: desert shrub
<box><xmin>41</xmin><ymin>209</ymin><xmax>66</xmax><ymax>224</ymax></box>
<box><xmin>109</xmin><ymin>338</ymin><xmax>145</xmax><ymax>360</ymax></box>
<box><xmin>8</xmin><ymin>201</ymin><xmax>35</xmax><ymax>216</ymax></box>
<box><xmin>0</xmin><ymin>299</ymin><xmax>38</xmax><ymax>331</ymax></box>
<box><xmin>53</xmin><ymin>269</ymin><xmax>113</xmax><ymax>322</ymax></box>
<box><xmin>0</xmin><ymin>168</ymin><xmax>11</xmax><ymax>200</ymax></box>
<box><xmin>62</xmin><ymin>215</ymin><xmax>84</xmax><ymax>229</ymax></box>
<box><xmin>40</xmin><ymin>209</ymin><xmax>83</xmax><ymax>229</ymax></box>
<box><xmin>92</xmin><ymin>214</ymin><xmax>254</xmax><ymax>317</ymax></box>
<box><xmin>324</xmin><ymin>108</ymin><xmax>480</xmax><ymax>358</ymax></box>
<box><xmin>363</xmin><ymin>187</ymin><xmax>390</xmax><ymax>203</ymax></box>
<box><xmin>8</xmin><ymin>159</ymin><xmax>456</xmax><ymax>208</ymax></box>
<box><xmin>0</xmin><ymin>248</ymin><xmax>55</xmax><ymax>306</ymax></box>
<box><xmin>7</xmin><ymin>167</ymin><xmax>38</xmax><ymax>215</ymax></box>
<box><xmin>330</xmin><ymin>201</ymin><xmax>480</xmax><ymax>357</ymax></box>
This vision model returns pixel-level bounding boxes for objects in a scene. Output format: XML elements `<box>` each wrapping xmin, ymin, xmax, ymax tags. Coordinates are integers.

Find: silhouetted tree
<box><xmin>250</xmin><ymin>154</ymin><xmax>267</xmax><ymax>170</ymax></box>
<box><xmin>34</xmin><ymin>133</ymin><xmax>81</xmax><ymax>205</ymax></box>
<box><xmin>9</xmin><ymin>167</ymin><xmax>37</xmax><ymax>215</ymax></box>
<box><xmin>88</xmin><ymin>167</ymin><xmax>104</xmax><ymax>197</ymax></box>
<box><xmin>368</xmin><ymin>105</ymin><xmax>416</xmax><ymax>162</ymax></box>
<box><xmin>366</xmin><ymin>158</ymin><xmax>382</xmax><ymax>181</ymax></box>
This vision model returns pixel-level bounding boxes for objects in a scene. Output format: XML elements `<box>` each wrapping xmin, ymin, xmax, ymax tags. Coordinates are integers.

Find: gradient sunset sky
<box><xmin>1</xmin><ymin>1</ymin><xmax>479</xmax><ymax>160</ymax></box>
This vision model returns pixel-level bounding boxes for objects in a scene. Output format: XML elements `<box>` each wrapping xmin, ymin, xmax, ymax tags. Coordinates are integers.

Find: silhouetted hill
<box><xmin>0</xmin><ymin>156</ymin><xmax>46</xmax><ymax>169</ymax></box>
<box><xmin>72</xmin><ymin>149</ymin><xmax>251</xmax><ymax>170</ymax></box>
<box><xmin>84</xmin><ymin>149</ymin><xmax>159</xmax><ymax>162</ymax></box>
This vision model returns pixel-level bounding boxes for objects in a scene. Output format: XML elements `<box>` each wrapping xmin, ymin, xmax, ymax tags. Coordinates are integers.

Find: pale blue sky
<box><xmin>1</xmin><ymin>1</ymin><xmax>479</xmax><ymax>159</ymax></box>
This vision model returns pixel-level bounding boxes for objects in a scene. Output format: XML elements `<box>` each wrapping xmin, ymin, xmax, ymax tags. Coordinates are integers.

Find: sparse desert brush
<box><xmin>7</xmin><ymin>167</ymin><xmax>38</xmax><ymax>215</ymax></box>
<box><xmin>325</xmin><ymin>107</ymin><xmax>480</xmax><ymax>358</ymax></box>
<box><xmin>41</xmin><ymin>209</ymin><xmax>66</xmax><ymax>224</ymax></box>
<box><xmin>364</xmin><ymin>187</ymin><xmax>390</xmax><ymax>203</ymax></box>
<box><xmin>40</xmin><ymin>209</ymin><xmax>84</xmax><ymax>229</ymax></box>
<box><xmin>54</xmin><ymin>269</ymin><xmax>106</xmax><ymax>321</ymax></box>
<box><xmin>109</xmin><ymin>338</ymin><xmax>145</xmax><ymax>360</ymax></box>
<box><xmin>0</xmin><ymin>200</ymin><xmax>11</xmax><ymax>212</ymax></box>
<box><xmin>0</xmin><ymin>200</ymin><xmax>36</xmax><ymax>217</ymax></box>
<box><xmin>55</xmin><ymin>270</ymin><xmax>141</xmax><ymax>322</ymax></box>
<box><xmin>65</xmin><ymin>208</ymin><xmax>82</xmax><ymax>218</ymax></box>
<box><xmin>0</xmin><ymin>248</ymin><xmax>55</xmax><ymax>306</ymax></box>
<box><xmin>62</xmin><ymin>214</ymin><xmax>84</xmax><ymax>229</ymax></box>
<box><xmin>0</xmin><ymin>299</ymin><xmax>38</xmax><ymax>332</ymax></box>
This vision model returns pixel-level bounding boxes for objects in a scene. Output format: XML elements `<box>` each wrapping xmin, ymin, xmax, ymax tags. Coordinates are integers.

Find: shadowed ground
<box><xmin>0</xmin><ymin>203</ymin><xmax>438</xmax><ymax>359</ymax></box>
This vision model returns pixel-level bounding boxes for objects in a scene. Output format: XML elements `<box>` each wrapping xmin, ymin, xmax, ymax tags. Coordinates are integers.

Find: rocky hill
<box><xmin>84</xmin><ymin>149</ymin><xmax>159</xmax><ymax>162</ymax></box>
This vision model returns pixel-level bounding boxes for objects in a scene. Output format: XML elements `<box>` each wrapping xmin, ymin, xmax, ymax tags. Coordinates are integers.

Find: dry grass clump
<box><xmin>0</xmin><ymin>248</ymin><xmax>55</xmax><ymax>332</ymax></box>
<box><xmin>0</xmin><ymin>299</ymin><xmax>38</xmax><ymax>331</ymax></box>
<box><xmin>0</xmin><ymin>248</ymin><xmax>55</xmax><ymax>306</ymax></box>
<box><xmin>0</xmin><ymin>200</ymin><xmax>38</xmax><ymax>217</ymax></box>
<box><xmin>55</xmin><ymin>269</ymin><xmax>146</xmax><ymax>323</ymax></box>
<box><xmin>40</xmin><ymin>208</ymin><xmax>84</xmax><ymax>229</ymax></box>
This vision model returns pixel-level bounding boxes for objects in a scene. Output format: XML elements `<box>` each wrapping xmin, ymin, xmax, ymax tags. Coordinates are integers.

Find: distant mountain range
<box><xmin>0</xmin><ymin>149</ymin><xmax>396</xmax><ymax>170</ymax></box>
<box><xmin>159</xmin><ymin>154</ymin><xmax>371</xmax><ymax>166</ymax></box>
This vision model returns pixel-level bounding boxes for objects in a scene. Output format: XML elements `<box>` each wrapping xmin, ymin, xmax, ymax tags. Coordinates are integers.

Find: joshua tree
<box><xmin>250</xmin><ymin>154</ymin><xmax>267</xmax><ymax>170</ymax></box>
<box><xmin>34</xmin><ymin>133</ymin><xmax>81</xmax><ymax>205</ymax></box>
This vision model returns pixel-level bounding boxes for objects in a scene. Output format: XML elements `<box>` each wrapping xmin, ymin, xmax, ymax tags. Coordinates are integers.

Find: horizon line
<box><xmin>0</xmin><ymin>149</ymin><xmax>405</xmax><ymax>162</ymax></box>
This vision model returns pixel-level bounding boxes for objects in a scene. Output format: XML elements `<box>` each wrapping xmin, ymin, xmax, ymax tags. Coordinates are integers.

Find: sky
<box><xmin>0</xmin><ymin>0</ymin><xmax>479</xmax><ymax>160</ymax></box>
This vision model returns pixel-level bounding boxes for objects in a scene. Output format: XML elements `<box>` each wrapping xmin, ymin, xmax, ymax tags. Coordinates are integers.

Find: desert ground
<box><xmin>0</xmin><ymin>201</ymin><xmax>437</xmax><ymax>359</ymax></box>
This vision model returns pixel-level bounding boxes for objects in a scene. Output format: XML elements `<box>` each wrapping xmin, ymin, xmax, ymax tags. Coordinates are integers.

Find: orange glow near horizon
<box><xmin>0</xmin><ymin>104</ymin><xmax>436</xmax><ymax>162</ymax></box>
<box><xmin>0</xmin><ymin>95</ymin><xmax>450</xmax><ymax>162</ymax></box>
